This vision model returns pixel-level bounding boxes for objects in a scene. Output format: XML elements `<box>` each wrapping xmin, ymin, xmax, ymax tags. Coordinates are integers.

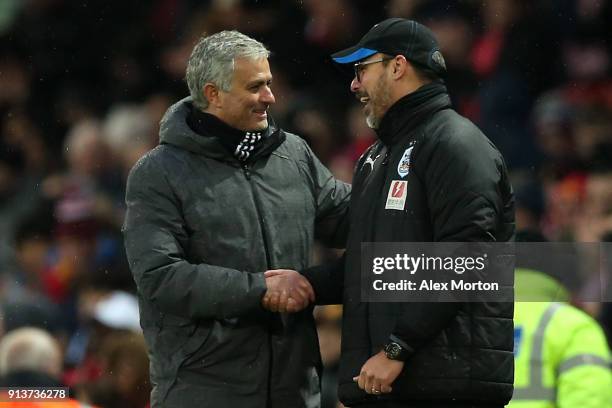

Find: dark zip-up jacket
<box><xmin>306</xmin><ymin>83</ymin><xmax>515</xmax><ymax>407</ymax></box>
<box><xmin>123</xmin><ymin>97</ymin><xmax>350</xmax><ymax>407</ymax></box>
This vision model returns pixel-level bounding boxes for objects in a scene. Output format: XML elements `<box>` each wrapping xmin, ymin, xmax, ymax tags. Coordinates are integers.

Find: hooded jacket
<box><xmin>306</xmin><ymin>83</ymin><xmax>515</xmax><ymax>407</ymax></box>
<box><xmin>123</xmin><ymin>97</ymin><xmax>350</xmax><ymax>407</ymax></box>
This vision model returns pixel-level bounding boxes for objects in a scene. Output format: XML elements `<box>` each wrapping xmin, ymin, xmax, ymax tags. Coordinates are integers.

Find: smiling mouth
<box><xmin>359</xmin><ymin>96</ymin><xmax>370</xmax><ymax>104</ymax></box>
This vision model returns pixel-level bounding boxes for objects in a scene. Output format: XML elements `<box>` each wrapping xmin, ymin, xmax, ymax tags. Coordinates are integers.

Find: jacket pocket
<box><xmin>154</xmin><ymin>313</ymin><xmax>213</xmax><ymax>370</ymax></box>
<box><xmin>181</xmin><ymin>317</ymin><xmax>267</xmax><ymax>370</ymax></box>
<box><xmin>177</xmin><ymin>317</ymin><xmax>269</xmax><ymax>392</ymax></box>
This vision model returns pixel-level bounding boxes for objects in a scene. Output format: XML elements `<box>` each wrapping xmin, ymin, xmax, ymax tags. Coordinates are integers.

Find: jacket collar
<box><xmin>159</xmin><ymin>97</ymin><xmax>285</xmax><ymax>163</ymax></box>
<box><xmin>376</xmin><ymin>81</ymin><xmax>452</xmax><ymax>146</ymax></box>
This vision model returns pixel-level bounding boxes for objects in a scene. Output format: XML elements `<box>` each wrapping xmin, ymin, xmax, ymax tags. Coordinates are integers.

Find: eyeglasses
<box><xmin>353</xmin><ymin>57</ymin><xmax>393</xmax><ymax>82</ymax></box>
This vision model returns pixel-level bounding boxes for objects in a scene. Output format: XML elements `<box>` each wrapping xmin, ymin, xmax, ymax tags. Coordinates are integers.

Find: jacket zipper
<box><xmin>243</xmin><ymin>161</ymin><xmax>277</xmax><ymax>405</ymax></box>
<box><xmin>242</xmin><ymin>163</ymin><xmax>272</xmax><ymax>269</ymax></box>
<box><xmin>381</xmin><ymin>148</ymin><xmax>391</xmax><ymax>165</ymax></box>
<box><xmin>242</xmin><ymin>163</ymin><xmax>251</xmax><ymax>180</ymax></box>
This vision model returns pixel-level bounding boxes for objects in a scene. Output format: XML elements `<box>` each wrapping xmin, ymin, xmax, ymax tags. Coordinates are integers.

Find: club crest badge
<box><xmin>397</xmin><ymin>146</ymin><xmax>413</xmax><ymax>178</ymax></box>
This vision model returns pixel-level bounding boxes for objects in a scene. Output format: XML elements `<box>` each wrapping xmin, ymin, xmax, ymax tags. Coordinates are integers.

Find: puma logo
<box><xmin>364</xmin><ymin>154</ymin><xmax>380</xmax><ymax>171</ymax></box>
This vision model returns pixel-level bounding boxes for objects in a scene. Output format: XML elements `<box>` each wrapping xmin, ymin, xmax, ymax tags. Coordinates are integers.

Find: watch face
<box><xmin>385</xmin><ymin>342</ymin><xmax>401</xmax><ymax>359</ymax></box>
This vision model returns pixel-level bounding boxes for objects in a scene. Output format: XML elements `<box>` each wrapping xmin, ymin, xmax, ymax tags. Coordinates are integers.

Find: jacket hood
<box><xmin>159</xmin><ymin>97</ymin><xmax>283</xmax><ymax>161</ymax></box>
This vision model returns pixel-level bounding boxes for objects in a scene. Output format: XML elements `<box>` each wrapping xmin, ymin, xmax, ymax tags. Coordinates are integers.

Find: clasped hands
<box><xmin>261</xmin><ymin>269</ymin><xmax>315</xmax><ymax>313</ymax></box>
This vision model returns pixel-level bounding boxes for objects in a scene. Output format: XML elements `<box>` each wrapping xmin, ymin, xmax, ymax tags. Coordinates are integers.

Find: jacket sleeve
<box><xmin>301</xmin><ymin>253</ymin><xmax>345</xmax><ymax>305</ymax></box>
<box><xmin>302</xmin><ymin>140</ymin><xmax>351</xmax><ymax>248</ymax></box>
<box><xmin>556</xmin><ymin>312</ymin><xmax>612</xmax><ymax>408</ymax></box>
<box><xmin>423</xmin><ymin>129</ymin><xmax>508</xmax><ymax>243</ymax></box>
<box><xmin>122</xmin><ymin>154</ymin><xmax>267</xmax><ymax>320</ymax></box>
<box><xmin>390</xmin><ymin>126</ymin><xmax>511</xmax><ymax>355</ymax></box>
<box><xmin>300</xmin><ymin>143</ymin><xmax>378</xmax><ymax>305</ymax></box>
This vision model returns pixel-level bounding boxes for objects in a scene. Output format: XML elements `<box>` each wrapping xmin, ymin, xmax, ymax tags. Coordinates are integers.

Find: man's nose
<box><xmin>260</xmin><ymin>86</ymin><xmax>275</xmax><ymax>104</ymax></box>
<box><xmin>350</xmin><ymin>77</ymin><xmax>361</xmax><ymax>94</ymax></box>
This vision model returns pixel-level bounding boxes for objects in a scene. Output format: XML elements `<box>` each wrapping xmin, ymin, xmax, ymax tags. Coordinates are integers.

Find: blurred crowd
<box><xmin>0</xmin><ymin>1</ymin><xmax>610</xmax><ymax>407</ymax></box>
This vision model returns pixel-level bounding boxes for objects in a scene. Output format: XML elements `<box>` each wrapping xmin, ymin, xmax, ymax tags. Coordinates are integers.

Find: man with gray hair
<box><xmin>0</xmin><ymin>327</ymin><xmax>62</xmax><ymax>384</ymax></box>
<box><xmin>0</xmin><ymin>327</ymin><xmax>94</xmax><ymax>407</ymax></box>
<box><xmin>123</xmin><ymin>30</ymin><xmax>350</xmax><ymax>407</ymax></box>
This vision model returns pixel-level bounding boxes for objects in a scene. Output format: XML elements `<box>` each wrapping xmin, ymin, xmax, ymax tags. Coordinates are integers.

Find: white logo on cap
<box><xmin>431</xmin><ymin>50</ymin><xmax>446</xmax><ymax>70</ymax></box>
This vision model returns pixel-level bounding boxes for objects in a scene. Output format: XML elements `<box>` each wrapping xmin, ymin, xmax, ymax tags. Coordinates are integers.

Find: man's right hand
<box><xmin>262</xmin><ymin>270</ymin><xmax>315</xmax><ymax>313</ymax></box>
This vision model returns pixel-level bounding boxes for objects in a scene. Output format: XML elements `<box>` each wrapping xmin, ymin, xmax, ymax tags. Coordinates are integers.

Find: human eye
<box><xmin>355</xmin><ymin>64</ymin><xmax>365</xmax><ymax>78</ymax></box>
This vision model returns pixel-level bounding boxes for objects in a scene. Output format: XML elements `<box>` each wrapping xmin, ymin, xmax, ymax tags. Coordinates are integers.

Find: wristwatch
<box><xmin>384</xmin><ymin>341</ymin><xmax>409</xmax><ymax>361</ymax></box>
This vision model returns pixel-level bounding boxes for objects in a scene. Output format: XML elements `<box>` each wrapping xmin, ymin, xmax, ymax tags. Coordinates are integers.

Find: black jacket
<box><xmin>123</xmin><ymin>98</ymin><xmax>351</xmax><ymax>407</ymax></box>
<box><xmin>306</xmin><ymin>83</ymin><xmax>515</xmax><ymax>407</ymax></box>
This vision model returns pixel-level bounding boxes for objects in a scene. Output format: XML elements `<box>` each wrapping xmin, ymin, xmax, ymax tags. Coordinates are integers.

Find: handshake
<box><xmin>261</xmin><ymin>269</ymin><xmax>315</xmax><ymax>313</ymax></box>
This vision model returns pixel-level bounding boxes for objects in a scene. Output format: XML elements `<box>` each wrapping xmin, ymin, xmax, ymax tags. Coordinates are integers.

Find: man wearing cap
<box><xmin>299</xmin><ymin>18</ymin><xmax>516</xmax><ymax>407</ymax></box>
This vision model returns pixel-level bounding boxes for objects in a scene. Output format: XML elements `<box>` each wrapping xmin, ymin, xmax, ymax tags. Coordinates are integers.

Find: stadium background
<box><xmin>0</xmin><ymin>0</ymin><xmax>610</xmax><ymax>407</ymax></box>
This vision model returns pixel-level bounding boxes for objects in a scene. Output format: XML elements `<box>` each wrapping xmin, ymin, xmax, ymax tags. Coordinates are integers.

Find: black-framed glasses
<box><xmin>353</xmin><ymin>57</ymin><xmax>394</xmax><ymax>82</ymax></box>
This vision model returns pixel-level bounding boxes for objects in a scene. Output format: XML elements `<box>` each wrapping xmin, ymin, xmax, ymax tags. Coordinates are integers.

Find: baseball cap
<box><xmin>331</xmin><ymin>18</ymin><xmax>446</xmax><ymax>77</ymax></box>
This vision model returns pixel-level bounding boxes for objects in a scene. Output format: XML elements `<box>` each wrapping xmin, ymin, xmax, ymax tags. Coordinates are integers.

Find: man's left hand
<box><xmin>353</xmin><ymin>351</ymin><xmax>403</xmax><ymax>395</ymax></box>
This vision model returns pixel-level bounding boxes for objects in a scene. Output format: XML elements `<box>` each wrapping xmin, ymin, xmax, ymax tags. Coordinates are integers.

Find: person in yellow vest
<box><xmin>510</xmin><ymin>230</ymin><xmax>612</xmax><ymax>407</ymax></box>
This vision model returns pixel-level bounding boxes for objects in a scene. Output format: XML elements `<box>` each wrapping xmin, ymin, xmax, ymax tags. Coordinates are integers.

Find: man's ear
<box><xmin>391</xmin><ymin>55</ymin><xmax>409</xmax><ymax>80</ymax></box>
<box><xmin>203</xmin><ymin>83</ymin><xmax>221</xmax><ymax>108</ymax></box>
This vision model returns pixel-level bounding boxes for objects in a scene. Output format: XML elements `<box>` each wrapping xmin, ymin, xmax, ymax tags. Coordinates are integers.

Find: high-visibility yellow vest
<box><xmin>509</xmin><ymin>269</ymin><xmax>612</xmax><ymax>408</ymax></box>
